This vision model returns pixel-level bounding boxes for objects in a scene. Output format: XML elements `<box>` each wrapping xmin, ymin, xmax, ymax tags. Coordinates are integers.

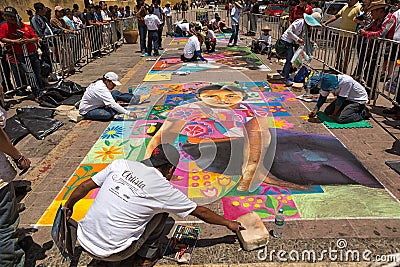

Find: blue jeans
<box><xmin>138</xmin><ymin>25</ymin><xmax>147</xmax><ymax>52</ymax></box>
<box><xmin>355</xmin><ymin>37</ymin><xmax>368</xmax><ymax>77</ymax></box>
<box><xmin>147</xmin><ymin>30</ymin><xmax>159</xmax><ymax>56</ymax></box>
<box><xmin>83</xmin><ymin>90</ymin><xmax>140</xmax><ymax>121</ymax></box>
<box><xmin>283</xmin><ymin>42</ymin><xmax>294</xmax><ymax>81</ymax></box>
<box><xmin>229</xmin><ymin>25</ymin><xmax>239</xmax><ymax>45</ymax></box>
<box><xmin>0</xmin><ymin>183</ymin><xmax>25</xmax><ymax>267</ymax></box>
<box><xmin>324</xmin><ymin>100</ymin><xmax>365</xmax><ymax>123</ymax></box>
<box><xmin>12</xmin><ymin>53</ymin><xmax>43</xmax><ymax>97</ymax></box>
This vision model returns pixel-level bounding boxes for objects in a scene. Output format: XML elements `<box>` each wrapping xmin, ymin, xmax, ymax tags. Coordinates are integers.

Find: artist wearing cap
<box><xmin>64</xmin><ymin>144</ymin><xmax>244</xmax><ymax>266</ymax></box>
<box><xmin>203</xmin><ymin>26</ymin><xmax>217</xmax><ymax>52</ymax></box>
<box><xmin>277</xmin><ymin>12</ymin><xmax>321</xmax><ymax>87</ymax></box>
<box><xmin>180</xmin><ymin>30</ymin><xmax>208</xmax><ymax>62</ymax></box>
<box><xmin>228</xmin><ymin>1</ymin><xmax>243</xmax><ymax>47</ymax></box>
<box><xmin>309</xmin><ymin>73</ymin><xmax>371</xmax><ymax>123</ymax></box>
<box><xmin>0</xmin><ymin>6</ymin><xmax>44</xmax><ymax>98</ymax></box>
<box><xmin>79</xmin><ymin>72</ymin><xmax>149</xmax><ymax>121</ymax></box>
<box><xmin>258</xmin><ymin>25</ymin><xmax>272</xmax><ymax>55</ymax></box>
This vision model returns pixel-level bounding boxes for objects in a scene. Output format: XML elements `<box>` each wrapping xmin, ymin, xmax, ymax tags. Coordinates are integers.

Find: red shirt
<box><xmin>290</xmin><ymin>4</ymin><xmax>313</xmax><ymax>23</ymax></box>
<box><xmin>0</xmin><ymin>22</ymin><xmax>38</xmax><ymax>55</ymax></box>
<box><xmin>364</xmin><ymin>13</ymin><xmax>396</xmax><ymax>40</ymax></box>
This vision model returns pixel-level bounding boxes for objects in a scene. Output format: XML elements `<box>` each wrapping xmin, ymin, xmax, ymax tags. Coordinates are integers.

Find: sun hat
<box><xmin>141</xmin><ymin>144</ymin><xmax>180</xmax><ymax>167</ymax></box>
<box><xmin>365</xmin><ymin>0</ymin><xmax>390</xmax><ymax>12</ymax></box>
<box><xmin>235</xmin><ymin>1</ymin><xmax>243</xmax><ymax>8</ymax></box>
<box><xmin>320</xmin><ymin>74</ymin><xmax>339</xmax><ymax>91</ymax></box>
<box><xmin>55</xmin><ymin>6</ymin><xmax>64</xmax><ymax>11</ymax></box>
<box><xmin>104</xmin><ymin>72</ymin><xmax>122</xmax><ymax>86</ymax></box>
<box><xmin>202</xmin><ymin>26</ymin><xmax>208</xmax><ymax>31</ymax></box>
<box><xmin>262</xmin><ymin>26</ymin><xmax>271</xmax><ymax>31</ymax></box>
<box><xmin>304</xmin><ymin>12</ymin><xmax>322</xmax><ymax>26</ymax></box>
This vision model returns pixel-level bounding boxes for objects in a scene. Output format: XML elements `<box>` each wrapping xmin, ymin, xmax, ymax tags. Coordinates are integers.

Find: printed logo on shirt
<box><xmin>111</xmin><ymin>170</ymin><xmax>147</xmax><ymax>197</ymax></box>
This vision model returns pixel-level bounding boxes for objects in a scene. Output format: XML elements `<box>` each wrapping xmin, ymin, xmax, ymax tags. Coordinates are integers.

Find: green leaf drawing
<box><xmin>82</xmin><ymin>165</ymin><xmax>93</xmax><ymax>172</ymax></box>
<box><xmin>105</xmin><ymin>140</ymin><xmax>110</xmax><ymax>146</ymax></box>
<box><xmin>91</xmin><ymin>172</ymin><xmax>98</xmax><ymax>177</ymax></box>
<box><xmin>254</xmin><ymin>209</ymin><xmax>272</xmax><ymax>218</ymax></box>
<box><xmin>280</xmin><ymin>206</ymin><xmax>298</xmax><ymax>216</ymax></box>
<box><xmin>265</xmin><ymin>195</ymin><xmax>279</xmax><ymax>212</ymax></box>
<box><xmin>118</xmin><ymin>140</ymin><xmax>130</xmax><ymax>147</ymax></box>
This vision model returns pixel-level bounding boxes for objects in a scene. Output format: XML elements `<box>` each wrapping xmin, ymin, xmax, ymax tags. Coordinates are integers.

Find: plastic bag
<box><xmin>4</xmin><ymin>115</ymin><xmax>30</xmax><ymax>145</ymax></box>
<box><xmin>291</xmin><ymin>46</ymin><xmax>311</xmax><ymax>69</ymax></box>
<box><xmin>293</xmin><ymin>66</ymin><xmax>310</xmax><ymax>83</ymax></box>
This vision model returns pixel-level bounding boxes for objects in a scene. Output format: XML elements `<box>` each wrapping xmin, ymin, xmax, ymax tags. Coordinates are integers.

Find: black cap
<box><xmin>4</xmin><ymin>6</ymin><xmax>18</xmax><ymax>16</ymax></box>
<box><xmin>141</xmin><ymin>144</ymin><xmax>180</xmax><ymax>167</ymax></box>
<box><xmin>196</xmin><ymin>84</ymin><xmax>248</xmax><ymax>99</ymax></box>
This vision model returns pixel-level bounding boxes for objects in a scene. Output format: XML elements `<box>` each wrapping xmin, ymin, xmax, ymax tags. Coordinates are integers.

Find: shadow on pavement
<box><xmin>18</xmin><ymin>234</ymin><xmax>53</xmax><ymax>267</ymax></box>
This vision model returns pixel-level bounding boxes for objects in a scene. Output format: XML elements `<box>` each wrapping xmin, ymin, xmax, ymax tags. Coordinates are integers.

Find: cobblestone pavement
<box><xmin>8</xmin><ymin>35</ymin><xmax>400</xmax><ymax>267</ymax></box>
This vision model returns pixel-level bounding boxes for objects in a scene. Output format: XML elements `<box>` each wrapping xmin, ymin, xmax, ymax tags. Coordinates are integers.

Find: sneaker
<box><xmin>153</xmin><ymin>53</ymin><xmax>160</xmax><ymax>56</ymax></box>
<box><xmin>227</xmin><ymin>43</ymin><xmax>233</xmax><ymax>47</ymax></box>
<box><xmin>141</xmin><ymin>53</ymin><xmax>149</xmax><ymax>57</ymax></box>
<box><xmin>361</xmin><ymin>107</ymin><xmax>371</xmax><ymax>119</ymax></box>
<box><xmin>158</xmin><ymin>47</ymin><xmax>164</xmax><ymax>50</ymax></box>
<box><xmin>284</xmin><ymin>80</ymin><xmax>293</xmax><ymax>87</ymax></box>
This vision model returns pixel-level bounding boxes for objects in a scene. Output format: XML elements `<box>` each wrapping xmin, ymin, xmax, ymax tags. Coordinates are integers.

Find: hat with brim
<box><xmin>3</xmin><ymin>6</ymin><xmax>18</xmax><ymax>16</ymax></box>
<box><xmin>262</xmin><ymin>26</ymin><xmax>271</xmax><ymax>31</ymax></box>
<box><xmin>304</xmin><ymin>12</ymin><xmax>321</xmax><ymax>26</ymax></box>
<box><xmin>320</xmin><ymin>74</ymin><xmax>339</xmax><ymax>91</ymax></box>
<box><xmin>104</xmin><ymin>72</ymin><xmax>122</xmax><ymax>86</ymax></box>
<box><xmin>365</xmin><ymin>0</ymin><xmax>389</xmax><ymax>12</ymax></box>
<box><xmin>235</xmin><ymin>1</ymin><xmax>243</xmax><ymax>8</ymax></box>
<box><xmin>55</xmin><ymin>6</ymin><xmax>64</xmax><ymax>11</ymax></box>
<box><xmin>141</xmin><ymin>143</ymin><xmax>180</xmax><ymax>167</ymax></box>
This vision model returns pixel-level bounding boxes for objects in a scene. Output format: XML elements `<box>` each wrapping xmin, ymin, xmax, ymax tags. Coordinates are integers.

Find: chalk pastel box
<box><xmin>163</xmin><ymin>225</ymin><xmax>200</xmax><ymax>264</ymax></box>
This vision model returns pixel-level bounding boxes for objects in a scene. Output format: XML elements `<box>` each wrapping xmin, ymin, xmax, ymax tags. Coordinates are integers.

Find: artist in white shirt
<box><xmin>181</xmin><ymin>30</ymin><xmax>208</xmax><ymax>62</ymax></box>
<box><xmin>79</xmin><ymin>72</ymin><xmax>149</xmax><ymax>121</ymax></box>
<box><xmin>309</xmin><ymin>74</ymin><xmax>371</xmax><ymax>123</ymax></box>
<box><xmin>278</xmin><ymin>12</ymin><xmax>321</xmax><ymax>86</ymax></box>
<box><xmin>143</xmin><ymin>6</ymin><xmax>162</xmax><ymax>56</ymax></box>
<box><xmin>203</xmin><ymin>26</ymin><xmax>217</xmax><ymax>52</ymax></box>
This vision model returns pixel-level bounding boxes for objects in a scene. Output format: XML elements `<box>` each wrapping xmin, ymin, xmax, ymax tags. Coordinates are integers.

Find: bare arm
<box><xmin>322</xmin><ymin>13</ymin><xmax>340</xmax><ymax>26</ymax></box>
<box><xmin>145</xmin><ymin>119</ymin><xmax>186</xmax><ymax>158</ymax></box>
<box><xmin>190</xmin><ymin>206</ymin><xmax>245</xmax><ymax>231</ymax></box>
<box><xmin>64</xmin><ymin>178</ymin><xmax>99</xmax><ymax>219</ymax></box>
<box><xmin>0</xmin><ymin>127</ymin><xmax>31</xmax><ymax>170</ymax></box>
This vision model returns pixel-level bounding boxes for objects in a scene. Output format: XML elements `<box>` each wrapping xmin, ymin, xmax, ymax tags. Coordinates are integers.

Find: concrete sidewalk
<box><xmin>9</xmin><ymin>36</ymin><xmax>400</xmax><ymax>267</ymax></box>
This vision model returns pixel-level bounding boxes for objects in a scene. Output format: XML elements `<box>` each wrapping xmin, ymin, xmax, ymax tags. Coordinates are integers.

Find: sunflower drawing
<box><xmin>94</xmin><ymin>145</ymin><xmax>123</xmax><ymax>162</ymax></box>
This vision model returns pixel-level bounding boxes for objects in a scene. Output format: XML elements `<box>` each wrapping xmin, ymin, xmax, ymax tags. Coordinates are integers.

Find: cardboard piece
<box><xmin>236</xmin><ymin>212</ymin><xmax>269</xmax><ymax>251</ymax></box>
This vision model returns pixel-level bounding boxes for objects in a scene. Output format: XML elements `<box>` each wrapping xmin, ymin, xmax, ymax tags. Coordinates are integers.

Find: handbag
<box><xmin>274</xmin><ymin>39</ymin><xmax>291</xmax><ymax>58</ymax></box>
<box><xmin>51</xmin><ymin>205</ymin><xmax>78</xmax><ymax>261</ymax></box>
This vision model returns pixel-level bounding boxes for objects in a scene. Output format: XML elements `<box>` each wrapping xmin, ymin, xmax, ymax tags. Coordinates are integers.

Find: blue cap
<box><xmin>320</xmin><ymin>74</ymin><xmax>339</xmax><ymax>91</ymax></box>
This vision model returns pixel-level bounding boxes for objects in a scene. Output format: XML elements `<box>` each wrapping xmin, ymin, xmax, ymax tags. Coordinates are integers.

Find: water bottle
<box><xmin>273</xmin><ymin>209</ymin><xmax>285</xmax><ymax>238</ymax></box>
<box><xmin>128</xmin><ymin>86</ymin><xmax>133</xmax><ymax>94</ymax></box>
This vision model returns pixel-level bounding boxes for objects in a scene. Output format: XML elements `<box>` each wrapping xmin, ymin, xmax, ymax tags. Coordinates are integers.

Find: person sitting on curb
<box><xmin>203</xmin><ymin>26</ymin><xmax>217</xmax><ymax>52</ymax></box>
<box><xmin>64</xmin><ymin>143</ymin><xmax>244</xmax><ymax>267</ymax></box>
<box><xmin>309</xmin><ymin>73</ymin><xmax>371</xmax><ymax>123</ymax></box>
<box><xmin>251</xmin><ymin>25</ymin><xmax>272</xmax><ymax>56</ymax></box>
<box><xmin>180</xmin><ymin>29</ymin><xmax>208</xmax><ymax>62</ymax></box>
<box><xmin>79</xmin><ymin>72</ymin><xmax>149</xmax><ymax>121</ymax></box>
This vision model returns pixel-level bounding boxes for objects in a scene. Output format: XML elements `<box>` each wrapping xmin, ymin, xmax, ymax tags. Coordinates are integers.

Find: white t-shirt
<box><xmin>183</xmin><ymin>35</ymin><xmax>200</xmax><ymax>59</ymax></box>
<box><xmin>79</xmin><ymin>80</ymin><xmax>129</xmax><ymax>115</ymax></box>
<box><xmin>259</xmin><ymin>33</ymin><xmax>271</xmax><ymax>45</ymax></box>
<box><xmin>144</xmin><ymin>14</ymin><xmax>161</xmax><ymax>31</ymax></box>
<box><xmin>281</xmin><ymin>18</ymin><xmax>304</xmax><ymax>44</ymax></box>
<box><xmin>320</xmin><ymin>74</ymin><xmax>368</xmax><ymax>104</ymax></box>
<box><xmin>206</xmin><ymin>29</ymin><xmax>216</xmax><ymax>39</ymax></box>
<box><xmin>178</xmin><ymin>22</ymin><xmax>190</xmax><ymax>32</ymax></box>
<box><xmin>163</xmin><ymin>7</ymin><xmax>172</xmax><ymax>17</ymax></box>
<box><xmin>101</xmin><ymin>10</ymin><xmax>111</xmax><ymax>21</ymax></box>
<box><xmin>0</xmin><ymin>106</ymin><xmax>17</xmax><ymax>190</ymax></box>
<box><xmin>78</xmin><ymin>160</ymin><xmax>197</xmax><ymax>258</ymax></box>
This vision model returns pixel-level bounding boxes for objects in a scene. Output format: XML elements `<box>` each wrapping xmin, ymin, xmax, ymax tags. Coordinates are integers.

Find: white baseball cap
<box><xmin>104</xmin><ymin>72</ymin><xmax>122</xmax><ymax>86</ymax></box>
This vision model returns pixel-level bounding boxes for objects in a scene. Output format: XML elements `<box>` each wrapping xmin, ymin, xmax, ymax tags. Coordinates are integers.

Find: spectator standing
<box><xmin>125</xmin><ymin>6</ymin><xmax>134</xmax><ymax>17</ymax></box>
<box><xmin>64</xmin><ymin>144</ymin><xmax>243</xmax><ymax>266</ymax></box>
<box><xmin>99</xmin><ymin>1</ymin><xmax>111</xmax><ymax>22</ymax></box>
<box><xmin>51</xmin><ymin>6</ymin><xmax>76</xmax><ymax>34</ymax></box>
<box><xmin>85</xmin><ymin>5</ymin><xmax>100</xmax><ymax>26</ymax></box>
<box><xmin>72</xmin><ymin>9</ymin><xmax>85</xmax><ymax>29</ymax></box>
<box><xmin>249</xmin><ymin>0</ymin><xmax>259</xmax><ymax>34</ymax></box>
<box><xmin>63</xmin><ymin>8</ymin><xmax>78</xmax><ymax>31</ymax></box>
<box><xmin>79</xmin><ymin>72</ymin><xmax>148</xmax><ymax>121</ymax></box>
<box><xmin>228</xmin><ymin>1</ymin><xmax>243</xmax><ymax>47</ymax></box>
<box><xmin>289</xmin><ymin>0</ymin><xmax>313</xmax><ymax>24</ymax></box>
<box><xmin>181</xmin><ymin>0</ymin><xmax>188</xmax><ymax>19</ymax></box>
<box><xmin>0</xmin><ymin>7</ymin><xmax>44</xmax><ymax>98</ymax></box>
<box><xmin>135</xmin><ymin>0</ymin><xmax>148</xmax><ymax>54</ymax></box>
<box><xmin>0</xmin><ymin>11</ymin><xmax>13</xmax><ymax>95</ymax></box>
<box><xmin>310</xmin><ymin>0</ymin><xmax>322</xmax><ymax>15</ymax></box>
<box><xmin>0</xmin><ymin>95</ymin><xmax>31</xmax><ymax>267</ymax></box>
<box><xmin>153</xmin><ymin>0</ymin><xmax>165</xmax><ymax>50</ymax></box>
<box><xmin>322</xmin><ymin>0</ymin><xmax>362</xmax><ymax>73</ymax></box>
<box><xmin>164</xmin><ymin>2</ymin><xmax>173</xmax><ymax>34</ymax></box>
<box><xmin>144</xmin><ymin>6</ymin><xmax>161</xmax><ymax>57</ymax></box>
<box><xmin>72</xmin><ymin>3</ymin><xmax>86</xmax><ymax>25</ymax></box>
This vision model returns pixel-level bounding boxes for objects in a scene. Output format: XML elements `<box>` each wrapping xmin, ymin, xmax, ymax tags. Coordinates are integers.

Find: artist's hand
<box><xmin>308</xmin><ymin>108</ymin><xmax>318</xmax><ymax>118</ymax></box>
<box><xmin>129</xmin><ymin>111</ymin><xmax>137</xmax><ymax>118</ymax></box>
<box><xmin>227</xmin><ymin>220</ymin><xmax>246</xmax><ymax>232</ymax></box>
<box><xmin>64</xmin><ymin>206</ymin><xmax>73</xmax><ymax>220</ymax></box>
<box><xmin>297</xmin><ymin>38</ymin><xmax>304</xmax><ymax>45</ymax></box>
<box><xmin>329</xmin><ymin>113</ymin><xmax>337</xmax><ymax>120</ymax></box>
<box><xmin>17</xmin><ymin>156</ymin><xmax>31</xmax><ymax>170</ymax></box>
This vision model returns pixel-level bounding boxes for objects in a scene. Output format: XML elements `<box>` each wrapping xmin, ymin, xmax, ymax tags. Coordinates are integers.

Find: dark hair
<box><xmin>34</xmin><ymin>2</ymin><xmax>45</xmax><ymax>11</ymax></box>
<box><xmin>148</xmin><ymin>6</ymin><xmax>154</xmax><ymax>13</ymax></box>
<box><xmin>73</xmin><ymin>3</ymin><xmax>79</xmax><ymax>9</ymax></box>
<box><xmin>99</xmin><ymin>1</ymin><xmax>105</xmax><ymax>6</ymax></box>
<box><xmin>157</xmin><ymin>163</ymin><xmax>175</xmax><ymax>174</ymax></box>
<box><xmin>311</xmin><ymin>0</ymin><xmax>319</xmax><ymax>7</ymax></box>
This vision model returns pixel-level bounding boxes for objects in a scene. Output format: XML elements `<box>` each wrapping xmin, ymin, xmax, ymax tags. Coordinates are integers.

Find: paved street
<box><xmin>7</xmin><ymin>34</ymin><xmax>400</xmax><ymax>267</ymax></box>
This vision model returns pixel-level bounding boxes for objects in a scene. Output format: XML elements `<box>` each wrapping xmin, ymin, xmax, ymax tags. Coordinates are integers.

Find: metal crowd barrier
<box><xmin>0</xmin><ymin>17</ymin><xmax>135</xmax><ymax>95</ymax></box>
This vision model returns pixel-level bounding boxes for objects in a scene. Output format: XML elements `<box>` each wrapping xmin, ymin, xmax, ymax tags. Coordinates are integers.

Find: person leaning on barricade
<box><xmin>78</xmin><ymin>72</ymin><xmax>150</xmax><ymax>121</ymax></box>
<box><xmin>0</xmin><ymin>6</ymin><xmax>44</xmax><ymax>99</ymax></box>
<box><xmin>51</xmin><ymin>6</ymin><xmax>78</xmax><ymax>34</ymax></box>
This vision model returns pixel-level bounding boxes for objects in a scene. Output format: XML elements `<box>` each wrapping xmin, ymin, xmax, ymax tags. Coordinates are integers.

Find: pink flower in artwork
<box><xmin>200</xmin><ymin>187</ymin><xmax>219</xmax><ymax>198</ymax></box>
